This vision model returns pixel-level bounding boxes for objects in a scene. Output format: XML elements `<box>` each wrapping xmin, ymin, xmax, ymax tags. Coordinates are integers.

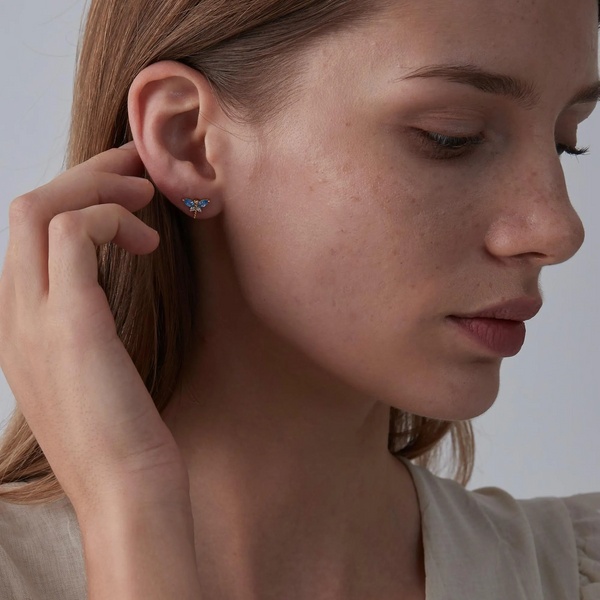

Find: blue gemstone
<box><xmin>184</xmin><ymin>199</ymin><xmax>194</xmax><ymax>208</ymax></box>
<box><xmin>199</xmin><ymin>200</ymin><xmax>209</xmax><ymax>208</ymax></box>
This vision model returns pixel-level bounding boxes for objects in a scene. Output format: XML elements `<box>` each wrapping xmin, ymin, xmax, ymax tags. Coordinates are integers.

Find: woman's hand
<box><xmin>0</xmin><ymin>141</ymin><xmax>190</xmax><ymax>515</ymax></box>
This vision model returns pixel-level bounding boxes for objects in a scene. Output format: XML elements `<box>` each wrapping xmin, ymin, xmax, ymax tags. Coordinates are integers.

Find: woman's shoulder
<box><xmin>523</xmin><ymin>490</ymin><xmax>600</xmax><ymax>597</ymax></box>
<box><xmin>399</xmin><ymin>456</ymin><xmax>600</xmax><ymax>599</ymax></box>
<box><xmin>0</xmin><ymin>482</ymin><xmax>86</xmax><ymax>600</ymax></box>
<box><xmin>477</xmin><ymin>485</ymin><xmax>600</xmax><ymax>598</ymax></box>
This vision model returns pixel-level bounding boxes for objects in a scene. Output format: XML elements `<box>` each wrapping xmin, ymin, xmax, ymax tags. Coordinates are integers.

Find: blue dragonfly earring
<box><xmin>182</xmin><ymin>197</ymin><xmax>211</xmax><ymax>219</ymax></box>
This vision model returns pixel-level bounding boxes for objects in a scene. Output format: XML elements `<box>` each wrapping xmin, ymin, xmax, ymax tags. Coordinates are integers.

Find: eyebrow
<box><xmin>395</xmin><ymin>63</ymin><xmax>600</xmax><ymax>111</ymax></box>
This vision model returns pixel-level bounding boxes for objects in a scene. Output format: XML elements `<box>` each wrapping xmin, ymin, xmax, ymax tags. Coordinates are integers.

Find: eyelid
<box><xmin>412</xmin><ymin>129</ymin><xmax>485</xmax><ymax>159</ymax></box>
<box><xmin>424</xmin><ymin>131</ymin><xmax>484</xmax><ymax>147</ymax></box>
<box><xmin>412</xmin><ymin>129</ymin><xmax>591</xmax><ymax>160</ymax></box>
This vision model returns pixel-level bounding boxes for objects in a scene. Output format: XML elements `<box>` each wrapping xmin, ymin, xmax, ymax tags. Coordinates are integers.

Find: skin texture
<box><xmin>126</xmin><ymin>0</ymin><xmax>598</xmax><ymax>597</ymax></box>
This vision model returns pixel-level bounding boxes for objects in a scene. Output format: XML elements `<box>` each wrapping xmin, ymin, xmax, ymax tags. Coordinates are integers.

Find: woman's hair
<box><xmin>0</xmin><ymin>0</ymin><xmax>482</xmax><ymax>506</ymax></box>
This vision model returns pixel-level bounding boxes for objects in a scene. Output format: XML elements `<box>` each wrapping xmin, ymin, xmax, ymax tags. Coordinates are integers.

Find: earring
<box><xmin>182</xmin><ymin>198</ymin><xmax>211</xmax><ymax>219</ymax></box>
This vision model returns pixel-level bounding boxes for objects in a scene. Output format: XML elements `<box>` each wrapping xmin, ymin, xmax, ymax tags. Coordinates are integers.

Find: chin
<box><xmin>385</xmin><ymin>360</ymin><xmax>501</xmax><ymax>422</ymax></box>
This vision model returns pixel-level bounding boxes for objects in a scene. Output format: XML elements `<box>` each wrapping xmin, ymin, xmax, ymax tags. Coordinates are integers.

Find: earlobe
<box><xmin>126</xmin><ymin>60</ymin><xmax>223</xmax><ymax>219</ymax></box>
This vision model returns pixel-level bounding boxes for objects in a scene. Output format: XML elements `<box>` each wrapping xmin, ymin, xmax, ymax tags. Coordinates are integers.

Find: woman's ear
<box><xmin>127</xmin><ymin>60</ymin><xmax>228</xmax><ymax>219</ymax></box>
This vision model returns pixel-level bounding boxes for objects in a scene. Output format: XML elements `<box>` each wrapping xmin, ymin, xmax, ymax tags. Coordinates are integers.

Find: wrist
<box><xmin>71</xmin><ymin>469</ymin><xmax>192</xmax><ymax>524</ymax></box>
<box><xmin>78</xmin><ymin>493</ymin><xmax>201</xmax><ymax>600</ymax></box>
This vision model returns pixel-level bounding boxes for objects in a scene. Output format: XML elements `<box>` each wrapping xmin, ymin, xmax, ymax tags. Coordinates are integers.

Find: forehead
<box><xmin>315</xmin><ymin>0</ymin><xmax>598</xmax><ymax>104</ymax></box>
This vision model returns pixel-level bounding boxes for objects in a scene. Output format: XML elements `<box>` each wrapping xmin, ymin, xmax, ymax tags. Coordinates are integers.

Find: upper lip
<box><xmin>451</xmin><ymin>296</ymin><xmax>543</xmax><ymax>322</ymax></box>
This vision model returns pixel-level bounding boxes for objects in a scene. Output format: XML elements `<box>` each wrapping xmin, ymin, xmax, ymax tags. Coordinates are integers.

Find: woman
<box><xmin>0</xmin><ymin>0</ymin><xmax>598</xmax><ymax>598</ymax></box>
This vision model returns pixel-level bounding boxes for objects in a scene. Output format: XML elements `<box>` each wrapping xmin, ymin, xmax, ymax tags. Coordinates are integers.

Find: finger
<box><xmin>47</xmin><ymin>203</ymin><xmax>159</xmax><ymax>298</ymax></box>
<box><xmin>7</xmin><ymin>170</ymin><xmax>155</xmax><ymax>303</ymax></box>
<box><xmin>25</xmin><ymin>145</ymin><xmax>154</xmax><ymax>222</ymax></box>
<box><xmin>8</xmin><ymin>143</ymin><xmax>151</xmax><ymax>235</ymax></box>
<box><xmin>71</xmin><ymin>142</ymin><xmax>146</xmax><ymax>178</ymax></box>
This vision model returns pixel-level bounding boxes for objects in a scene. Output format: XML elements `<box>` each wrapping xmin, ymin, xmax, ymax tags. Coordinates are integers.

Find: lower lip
<box><xmin>447</xmin><ymin>316</ymin><xmax>527</xmax><ymax>357</ymax></box>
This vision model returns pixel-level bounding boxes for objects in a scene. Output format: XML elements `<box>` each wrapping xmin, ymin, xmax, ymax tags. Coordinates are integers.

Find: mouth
<box><xmin>446</xmin><ymin>316</ymin><xmax>527</xmax><ymax>357</ymax></box>
<box><xmin>446</xmin><ymin>296</ymin><xmax>542</xmax><ymax>357</ymax></box>
<box><xmin>451</xmin><ymin>296</ymin><xmax>543</xmax><ymax>322</ymax></box>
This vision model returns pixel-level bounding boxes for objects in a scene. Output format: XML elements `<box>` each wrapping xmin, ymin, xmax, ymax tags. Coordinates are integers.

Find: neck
<box><xmin>160</xmin><ymin>215</ymin><xmax>425</xmax><ymax>598</ymax></box>
<box><xmin>162</xmin><ymin>328</ymin><xmax>424</xmax><ymax>599</ymax></box>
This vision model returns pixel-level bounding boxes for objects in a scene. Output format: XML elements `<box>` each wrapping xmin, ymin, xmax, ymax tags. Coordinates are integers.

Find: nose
<box><xmin>484</xmin><ymin>149</ymin><xmax>586</xmax><ymax>267</ymax></box>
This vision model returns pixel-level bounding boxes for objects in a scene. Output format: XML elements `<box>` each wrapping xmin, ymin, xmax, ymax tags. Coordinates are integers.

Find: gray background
<box><xmin>0</xmin><ymin>1</ymin><xmax>598</xmax><ymax>498</ymax></box>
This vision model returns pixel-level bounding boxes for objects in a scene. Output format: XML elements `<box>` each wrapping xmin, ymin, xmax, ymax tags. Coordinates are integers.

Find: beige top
<box><xmin>0</xmin><ymin>457</ymin><xmax>599</xmax><ymax>599</ymax></box>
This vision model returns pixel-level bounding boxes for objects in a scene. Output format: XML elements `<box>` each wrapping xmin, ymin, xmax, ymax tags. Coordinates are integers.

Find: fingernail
<box><xmin>119</xmin><ymin>140</ymin><xmax>136</xmax><ymax>148</ymax></box>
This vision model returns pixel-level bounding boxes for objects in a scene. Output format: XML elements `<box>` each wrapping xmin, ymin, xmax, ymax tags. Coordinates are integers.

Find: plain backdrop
<box><xmin>0</xmin><ymin>1</ymin><xmax>598</xmax><ymax>498</ymax></box>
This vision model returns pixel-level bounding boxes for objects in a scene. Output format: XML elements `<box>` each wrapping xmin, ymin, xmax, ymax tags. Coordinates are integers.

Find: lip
<box><xmin>450</xmin><ymin>297</ymin><xmax>543</xmax><ymax>322</ymax></box>
<box><xmin>447</xmin><ymin>317</ymin><xmax>527</xmax><ymax>357</ymax></box>
<box><xmin>447</xmin><ymin>296</ymin><xmax>543</xmax><ymax>357</ymax></box>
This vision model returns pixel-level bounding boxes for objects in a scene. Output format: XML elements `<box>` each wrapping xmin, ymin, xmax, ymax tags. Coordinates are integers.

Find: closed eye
<box><xmin>415</xmin><ymin>130</ymin><xmax>591</xmax><ymax>160</ymax></box>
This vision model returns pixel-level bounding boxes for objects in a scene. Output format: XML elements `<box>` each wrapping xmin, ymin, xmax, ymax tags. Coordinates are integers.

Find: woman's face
<box><xmin>199</xmin><ymin>0</ymin><xmax>598</xmax><ymax>420</ymax></box>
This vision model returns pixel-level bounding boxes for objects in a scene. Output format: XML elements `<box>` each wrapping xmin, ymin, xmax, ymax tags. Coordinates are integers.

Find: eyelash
<box><xmin>416</xmin><ymin>130</ymin><xmax>591</xmax><ymax>160</ymax></box>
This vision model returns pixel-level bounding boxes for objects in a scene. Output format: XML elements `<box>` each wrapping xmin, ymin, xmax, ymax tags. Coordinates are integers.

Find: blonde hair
<box><xmin>0</xmin><ymin>0</ymin><xmax>474</xmax><ymax>506</ymax></box>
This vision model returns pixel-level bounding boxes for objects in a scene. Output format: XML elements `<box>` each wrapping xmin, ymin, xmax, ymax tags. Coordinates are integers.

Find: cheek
<box><xmin>225</xmin><ymin>131</ymin><xmax>495</xmax><ymax>419</ymax></box>
<box><xmin>230</xmin><ymin>150</ymin><xmax>441</xmax><ymax>326</ymax></box>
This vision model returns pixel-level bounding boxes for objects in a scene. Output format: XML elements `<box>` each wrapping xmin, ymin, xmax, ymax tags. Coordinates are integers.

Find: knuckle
<box><xmin>101</xmin><ymin>202</ymin><xmax>127</xmax><ymax>220</ymax></box>
<box><xmin>48</xmin><ymin>211</ymin><xmax>83</xmax><ymax>239</ymax></box>
<box><xmin>9</xmin><ymin>194</ymin><xmax>39</xmax><ymax>222</ymax></box>
<box><xmin>111</xmin><ymin>202</ymin><xmax>129</xmax><ymax>217</ymax></box>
